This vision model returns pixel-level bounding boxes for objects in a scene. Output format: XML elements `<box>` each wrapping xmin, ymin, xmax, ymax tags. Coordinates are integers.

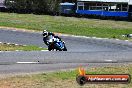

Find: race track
<box><xmin>0</xmin><ymin>29</ymin><xmax>132</xmax><ymax>75</ymax></box>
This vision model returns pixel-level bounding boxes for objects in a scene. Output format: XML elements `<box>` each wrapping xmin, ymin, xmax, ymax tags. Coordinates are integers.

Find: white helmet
<box><xmin>43</xmin><ymin>30</ymin><xmax>48</xmax><ymax>37</ymax></box>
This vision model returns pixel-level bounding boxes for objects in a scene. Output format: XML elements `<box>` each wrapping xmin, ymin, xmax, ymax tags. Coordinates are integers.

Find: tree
<box><xmin>5</xmin><ymin>0</ymin><xmax>61</xmax><ymax>14</ymax></box>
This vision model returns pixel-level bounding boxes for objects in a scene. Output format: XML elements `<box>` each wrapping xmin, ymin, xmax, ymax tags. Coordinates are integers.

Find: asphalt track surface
<box><xmin>0</xmin><ymin>29</ymin><xmax>132</xmax><ymax>76</ymax></box>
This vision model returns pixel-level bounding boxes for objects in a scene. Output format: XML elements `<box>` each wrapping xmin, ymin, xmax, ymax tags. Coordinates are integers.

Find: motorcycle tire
<box><xmin>63</xmin><ymin>45</ymin><xmax>67</xmax><ymax>51</ymax></box>
<box><xmin>48</xmin><ymin>45</ymin><xmax>53</xmax><ymax>51</ymax></box>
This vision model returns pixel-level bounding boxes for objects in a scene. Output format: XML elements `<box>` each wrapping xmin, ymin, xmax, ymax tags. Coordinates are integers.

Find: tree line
<box><xmin>4</xmin><ymin>0</ymin><xmax>61</xmax><ymax>15</ymax></box>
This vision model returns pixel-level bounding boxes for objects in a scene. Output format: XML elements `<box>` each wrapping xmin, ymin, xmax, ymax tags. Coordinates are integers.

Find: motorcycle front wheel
<box><xmin>63</xmin><ymin>45</ymin><xmax>67</xmax><ymax>51</ymax></box>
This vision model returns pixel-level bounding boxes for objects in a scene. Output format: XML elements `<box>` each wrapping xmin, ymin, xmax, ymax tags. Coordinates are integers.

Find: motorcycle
<box><xmin>47</xmin><ymin>36</ymin><xmax>67</xmax><ymax>51</ymax></box>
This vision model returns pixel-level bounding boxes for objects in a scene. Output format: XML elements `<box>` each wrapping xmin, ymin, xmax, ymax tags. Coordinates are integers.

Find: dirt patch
<box><xmin>0</xmin><ymin>26</ymin><xmax>39</xmax><ymax>33</ymax></box>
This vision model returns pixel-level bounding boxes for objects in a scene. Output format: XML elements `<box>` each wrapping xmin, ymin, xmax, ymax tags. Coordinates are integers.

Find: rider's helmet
<box><xmin>43</xmin><ymin>30</ymin><xmax>48</xmax><ymax>37</ymax></box>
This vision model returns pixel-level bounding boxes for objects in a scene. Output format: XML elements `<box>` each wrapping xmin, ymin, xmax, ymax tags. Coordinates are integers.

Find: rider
<box><xmin>42</xmin><ymin>30</ymin><xmax>62</xmax><ymax>46</ymax></box>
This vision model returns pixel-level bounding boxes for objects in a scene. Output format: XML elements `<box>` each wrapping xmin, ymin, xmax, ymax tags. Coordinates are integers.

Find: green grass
<box><xmin>0</xmin><ymin>64</ymin><xmax>132</xmax><ymax>88</ymax></box>
<box><xmin>0</xmin><ymin>12</ymin><xmax>132</xmax><ymax>40</ymax></box>
<box><xmin>0</xmin><ymin>43</ymin><xmax>46</xmax><ymax>51</ymax></box>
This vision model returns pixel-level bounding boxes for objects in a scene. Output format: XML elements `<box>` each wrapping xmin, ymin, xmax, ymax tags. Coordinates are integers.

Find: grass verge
<box><xmin>0</xmin><ymin>43</ymin><xmax>46</xmax><ymax>51</ymax></box>
<box><xmin>0</xmin><ymin>12</ymin><xmax>132</xmax><ymax>40</ymax></box>
<box><xmin>0</xmin><ymin>64</ymin><xmax>131</xmax><ymax>88</ymax></box>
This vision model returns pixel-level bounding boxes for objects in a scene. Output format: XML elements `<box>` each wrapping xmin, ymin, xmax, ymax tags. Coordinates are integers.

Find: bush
<box><xmin>5</xmin><ymin>0</ymin><xmax>61</xmax><ymax>14</ymax></box>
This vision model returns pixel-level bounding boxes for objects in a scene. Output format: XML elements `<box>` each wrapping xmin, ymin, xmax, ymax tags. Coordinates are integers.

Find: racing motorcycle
<box><xmin>47</xmin><ymin>36</ymin><xmax>67</xmax><ymax>51</ymax></box>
